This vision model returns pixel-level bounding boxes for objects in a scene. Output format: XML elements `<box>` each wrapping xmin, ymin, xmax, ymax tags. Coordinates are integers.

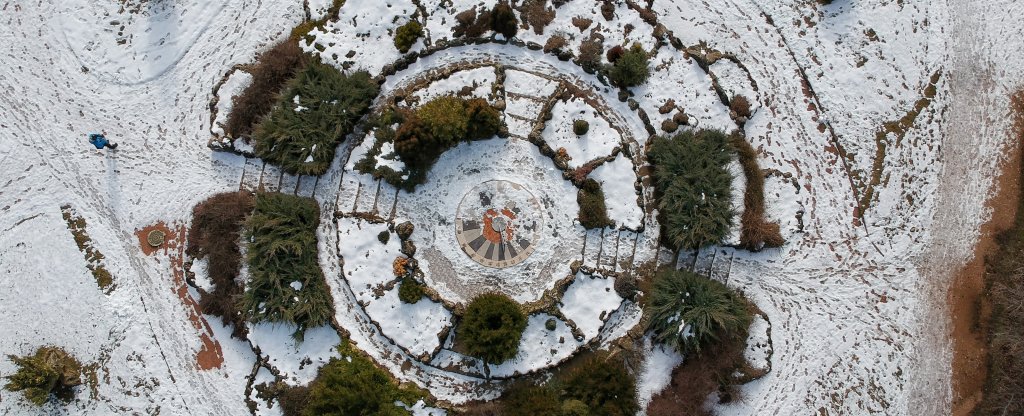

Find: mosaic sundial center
<box><xmin>454</xmin><ymin>180</ymin><xmax>542</xmax><ymax>268</ymax></box>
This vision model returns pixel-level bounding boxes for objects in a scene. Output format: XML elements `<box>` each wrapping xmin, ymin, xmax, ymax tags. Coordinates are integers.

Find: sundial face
<box><xmin>455</xmin><ymin>180</ymin><xmax>542</xmax><ymax>268</ymax></box>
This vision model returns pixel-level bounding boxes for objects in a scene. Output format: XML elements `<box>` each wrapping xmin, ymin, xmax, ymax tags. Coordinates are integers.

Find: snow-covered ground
<box><xmin>1</xmin><ymin>0</ymin><xmax>1023</xmax><ymax>414</ymax></box>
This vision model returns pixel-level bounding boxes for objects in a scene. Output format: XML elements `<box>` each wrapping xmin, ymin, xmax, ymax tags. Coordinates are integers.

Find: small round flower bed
<box><xmin>459</xmin><ymin>293</ymin><xmax>528</xmax><ymax>364</ymax></box>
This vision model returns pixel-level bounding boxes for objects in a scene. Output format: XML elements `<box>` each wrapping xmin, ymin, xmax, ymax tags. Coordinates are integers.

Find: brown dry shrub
<box><xmin>606</xmin><ymin>45</ymin><xmax>625</xmax><ymax>63</ymax></box>
<box><xmin>730</xmin><ymin>134</ymin><xmax>784</xmax><ymax>251</ymax></box>
<box><xmin>186</xmin><ymin>191</ymin><xmax>255</xmax><ymax>337</ymax></box>
<box><xmin>576</xmin><ymin>34</ymin><xmax>604</xmax><ymax>70</ymax></box>
<box><xmin>225</xmin><ymin>41</ymin><xmax>307</xmax><ymax>139</ymax></box>
<box><xmin>646</xmin><ymin>332</ymin><xmax>749</xmax><ymax>415</ymax></box>
<box><xmin>730</xmin><ymin>95</ymin><xmax>752</xmax><ymax>118</ymax></box>
<box><xmin>454</xmin><ymin>7</ymin><xmax>494</xmax><ymax>38</ymax></box>
<box><xmin>600</xmin><ymin>0</ymin><xmax>615</xmax><ymax>21</ymax></box>
<box><xmin>543</xmin><ymin>35</ymin><xmax>568</xmax><ymax>53</ymax></box>
<box><xmin>571</xmin><ymin>16</ymin><xmax>592</xmax><ymax>32</ymax></box>
<box><xmin>520</xmin><ymin>0</ymin><xmax>556</xmax><ymax>35</ymax></box>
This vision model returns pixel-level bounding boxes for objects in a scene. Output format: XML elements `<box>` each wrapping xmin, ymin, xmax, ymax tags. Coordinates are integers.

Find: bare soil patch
<box><xmin>136</xmin><ymin>222</ymin><xmax>225</xmax><ymax>370</ymax></box>
<box><xmin>949</xmin><ymin>92</ymin><xmax>1022</xmax><ymax>416</ymax></box>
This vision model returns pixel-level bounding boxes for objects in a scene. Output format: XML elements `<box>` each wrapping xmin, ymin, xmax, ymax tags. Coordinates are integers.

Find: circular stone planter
<box><xmin>455</xmin><ymin>180</ymin><xmax>542</xmax><ymax>268</ymax></box>
<box><xmin>146</xmin><ymin>230</ymin><xmax>166</xmax><ymax>248</ymax></box>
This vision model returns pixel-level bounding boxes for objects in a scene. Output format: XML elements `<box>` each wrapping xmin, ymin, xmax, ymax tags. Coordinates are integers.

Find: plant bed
<box><xmin>648</xmin><ymin>129</ymin><xmax>735</xmax><ymax>250</ymax></box>
<box><xmin>241</xmin><ymin>192</ymin><xmax>333</xmax><ymax>339</ymax></box>
<box><xmin>185</xmin><ymin>191</ymin><xmax>255</xmax><ymax>338</ymax></box>
<box><xmin>253</xmin><ymin>61</ymin><xmax>379</xmax><ymax>175</ymax></box>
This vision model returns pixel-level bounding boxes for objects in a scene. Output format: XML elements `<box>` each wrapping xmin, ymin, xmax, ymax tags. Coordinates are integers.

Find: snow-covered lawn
<box><xmin>542</xmin><ymin>96</ymin><xmax>622</xmax><ymax>168</ymax></box>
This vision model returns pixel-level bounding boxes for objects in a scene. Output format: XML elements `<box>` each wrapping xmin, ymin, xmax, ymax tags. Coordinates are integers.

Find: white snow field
<box><xmin>0</xmin><ymin>0</ymin><xmax>1022</xmax><ymax>415</ymax></box>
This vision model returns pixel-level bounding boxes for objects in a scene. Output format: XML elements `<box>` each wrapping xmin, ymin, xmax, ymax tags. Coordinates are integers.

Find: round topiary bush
<box><xmin>572</xmin><ymin>119</ymin><xmax>590</xmax><ymax>135</ymax></box>
<box><xmin>648</xmin><ymin>268</ymin><xmax>752</xmax><ymax>354</ymax></box>
<box><xmin>394</xmin><ymin>20</ymin><xmax>423</xmax><ymax>53</ymax></box>
<box><xmin>398</xmin><ymin>279</ymin><xmax>425</xmax><ymax>304</ymax></box>
<box><xmin>377</xmin><ymin>230</ymin><xmax>390</xmax><ymax>244</ymax></box>
<box><xmin>459</xmin><ymin>293</ymin><xmax>527</xmax><ymax>364</ymax></box>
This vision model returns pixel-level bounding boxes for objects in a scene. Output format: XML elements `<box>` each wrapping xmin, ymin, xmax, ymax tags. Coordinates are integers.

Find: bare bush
<box><xmin>225</xmin><ymin>41</ymin><xmax>307</xmax><ymax>139</ymax></box>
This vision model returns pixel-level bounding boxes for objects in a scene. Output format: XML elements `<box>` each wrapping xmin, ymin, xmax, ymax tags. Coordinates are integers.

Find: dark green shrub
<box><xmin>459</xmin><ymin>293</ymin><xmax>527</xmax><ymax>364</ymax></box>
<box><xmin>560</xmin><ymin>399</ymin><xmax>590</xmax><ymax>416</ymax></box>
<box><xmin>578</xmin><ymin>178</ymin><xmax>613</xmax><ymax>229</ymax></box>
<box><xmin>4</xmin><ymin>346</ymin><xmax>82</xmax><ymax>406</ymax></box>
<box><xmin>648</xmin><ymin>268</ymin><xmax>752</xmax><ymax>354</ymax></box>
<box><xmin>392</xmin><ymin>97</ymin><xmax>502</xmax><ymax>190</ymax></box>
<box><xmin>394</xmin><ymin>20</ymin><xmax>423</xmax><ymax>53</ymax></box>
<box><xmin>377</xmin><ymin>231</ymin><xmax>390</xmax><ymax>244</ymax></box>
<box><xmin>608</xmin><ymin>44</ymin><xmax>650</xmax><ymax>87</ymax></box>
<box><xmin>398</xmin><ymin>279</ymin><xmax>425</xmax><ymax>304</ymax></box>
<box><xmin>573</xmin><ymin>119</ymin><xmax>589</xmax><ymax>135</ymax></box>
<box><xmin>226</xmin><ymin>41</ymin><xmax>307</xmax><ymax>138</ymax></box>
<box><xmin>491</xmin><ymin>2</ymin><xmax>519</xmax><ymax>39</ymax></box>
<box><xmin>648</xmin><ymin>129</ymin><xmax>734</xmax><ymax>250</ymax></box>
<box><xmin>187</xmin><ymin>191</ymin><xmax>255</xmax><ymax>338</ymax></box>
<box><xmin>304</xmin><ymin>343</ymin><xmax>424</xmax><ymax>415</ymax></box>
<box><xmin>562</xmin><ymin>357</ymin><xmax>639</xmax><ymax>416</ymax></box>
<box><xmin>253</xmin><ymin>62</ymin><xmax>379</xmax><ymax>175</ymax></box>
<box><xmin>501</xmin><ymin>382</ymin><xmax>561</xmax><ymax>416</ymax></box>
<box><xmin>241</xmin><ymin>193</ymin><xmax>333</xmax><ymax>339</ymax></box>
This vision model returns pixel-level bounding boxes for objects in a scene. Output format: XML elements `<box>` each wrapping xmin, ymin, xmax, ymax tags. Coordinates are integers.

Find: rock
<box><xmin>401</xmin><ymin>240</ymin><xmax>417</xmax><ymax>257</ymax></box>
<box><xmin>627</xmin><ymin>98</ymin><xmax>639</xmax><ymax>111</ymax></box>
<box><xmin>396</xmin><ymin>221</ymin><xmax>415</xmax><ymax>240</ymax></box>
<box><xmin>345</xmin><ymin>50</ymin><xmax>356</xmax><ymax>58</ymax></box>
<box><xmin>659</xmin><ymin>99</ymin><xmax>676</xmax><ymax>114</ymax></box>
<box><xmin>617</xmin><ymin>90</ymin><xmax>629</xmax><ymax>102</ymax></box>
<box><xmin>494</xmin><ymin>99</ymin><xmax>506</xmax><ymax>111</ymax></box>
<box><xmin>557</xmin><ymin>50</ymin><xmax>573</xmax><ymax>61</ymax></box>
<box><xmin>526</xmin><ymin>41</ymin><xmax>543</xmax><ymax>51</ymax></box>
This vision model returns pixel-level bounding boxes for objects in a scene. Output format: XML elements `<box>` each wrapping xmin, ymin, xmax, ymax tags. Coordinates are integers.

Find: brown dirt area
<box><xmin>949</xmin><ymin>101</ymin><xmax>1022</xmax><ymax>416</ymax></box>
<box><xmin>136</xmin><ymin>222</ymin><xmax>225</xmax><ymax>370</ymax></box>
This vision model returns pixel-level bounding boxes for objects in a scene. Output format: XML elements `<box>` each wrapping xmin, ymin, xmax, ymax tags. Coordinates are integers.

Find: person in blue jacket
<box><xmin>88</xmin><ymin>132</ymin><xmax>118</xmax><ymax>150</ymax></box>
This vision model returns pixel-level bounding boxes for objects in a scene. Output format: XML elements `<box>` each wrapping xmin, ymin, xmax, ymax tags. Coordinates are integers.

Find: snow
<box><xmin>744</xmin><ymin>315</ymin><xmax>772</xmax><ymax>373</ymax></box>
<box><xmin>246</xmin><ymin>323</ymin><xmax>341</xmax><ymax>386</ymax></box>
<box><xmin>504</xmin><ymin>69</ymin><xmax>559</xmax><ymax>98</ymax></box>
<box><xmin>336</xmin><ymin>217</ymin><xmax>402</xmax><ymax>303</ymax></box>
<box><xmin>542</xmin><ymin>96</ymin><xmax>622</xmax><ymax>168</ymax></box>
<box><xmin>364</xmin><ymin>285</ymin><xmax>453</xmax><ymax>357</ymax></box>
<box><xmin>559</xmin><ymin>272</ymin><xmax>623</xmax><ymax>339</ymax></box>
<box><xmin>590</xmin><ymin>155</ymin><xmax>642</xmax><ymax>229</ymax></box>
<box><xmin>488</xmin><ymin>314</ymin><xmax>582</xmax><ymax>378</ymax></box>
<box><xmin>305</xmin><ymin>0</ymin><xmax>419</xmax><ymax>75</ymax></box>
<box><xmin>409</xmin><ymin>66</ymin><xmax>496</xmax><ymax>105</ymax></box>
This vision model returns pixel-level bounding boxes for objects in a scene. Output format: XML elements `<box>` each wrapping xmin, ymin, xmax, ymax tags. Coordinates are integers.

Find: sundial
<box><xmin>455</xmin><ymin>180</ymin><xmax>542</xmax><ymax>268</ymax></box>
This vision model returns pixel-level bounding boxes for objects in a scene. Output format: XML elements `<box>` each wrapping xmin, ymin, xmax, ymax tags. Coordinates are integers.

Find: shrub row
<box><xmin>186</xmin><ymin>191</ymin><xmax>255</xmax><ymax>338</ymax></box>
<box><xmin>241</xmin><ymin>192</ymin><xmax>333</xmax><ymax>339</ymax></box>
<box><xmin>225</xmin><ymin>41</ymin><xmax>307</xmax><ymax>139</ymax></box>
<box><xmin>648</xmin><ymin>129</ymin><xmax>735</xmax><ymax>250</ymax></box>
<box><xmin>729</xmin><ymin>134</ymin><xmax>784</xmax><ymax>251</ymax></box>
<box><xmin>252</xmin><ymin>61</ymin><xmax>378</xmax><ymax>175</ymax></box>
